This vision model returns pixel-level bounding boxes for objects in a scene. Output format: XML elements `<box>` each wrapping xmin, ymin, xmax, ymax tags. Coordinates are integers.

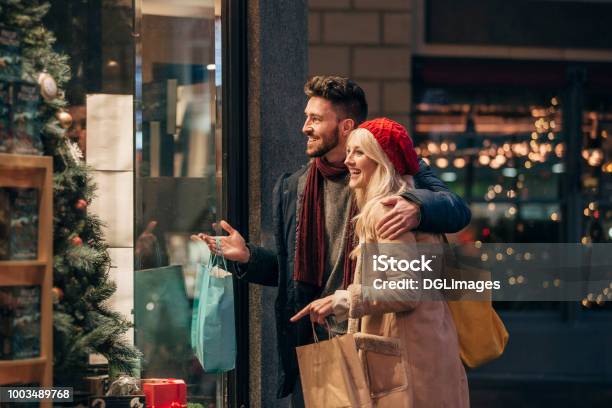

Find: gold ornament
<box><xmin>57</xmin><ymin>111</ymin><xmax>73</xmax><ymax>129</ymax></box>
<box><xmin>37</xmin><ymin>72</ymin><xmax>58</xmax><ymax>101</ymax></box>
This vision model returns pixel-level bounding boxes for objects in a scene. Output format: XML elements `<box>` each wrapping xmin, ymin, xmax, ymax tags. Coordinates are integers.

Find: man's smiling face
<box><xmin>301</xmin><ymin>96</ymin><xmax>342</xmax><ymax>158</ymax></box>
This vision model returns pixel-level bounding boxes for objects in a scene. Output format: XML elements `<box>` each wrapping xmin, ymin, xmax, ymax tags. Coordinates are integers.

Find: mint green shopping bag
<box><xmin>191</xmin><ymin>238</ymin><xmax>236</xmax><ymax>372</ymax></box>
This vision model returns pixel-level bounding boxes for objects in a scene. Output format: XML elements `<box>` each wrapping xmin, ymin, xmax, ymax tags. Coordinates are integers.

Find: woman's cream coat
<box><xmin>333</xmin><ymin>204</ymin><xmax>470</xmax><ymax>408</ymax></box>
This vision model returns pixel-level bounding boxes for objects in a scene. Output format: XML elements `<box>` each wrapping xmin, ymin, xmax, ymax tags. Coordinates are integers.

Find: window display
<box><xmin>134</xmin><ymin>1</ymin><xmax>225</xmax><ymax>405</ymax></box>
<box><xmin>0</xmin><ymin>0</ymin><xmax>138</xmax><ymax>394</ymax></box>
<box><xmin>1</xmin><ymin>0</ymin><xmax>236</xmax><ymax>404</ymax></box>
<box><xmin>412</xmin><ymin>60</ymin><xmax>612</xmax><ymax>295</ymax></box>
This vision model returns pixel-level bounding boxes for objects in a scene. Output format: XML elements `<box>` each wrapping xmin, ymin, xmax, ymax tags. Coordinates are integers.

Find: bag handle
<box><xmin>215</xmin><ymin>237</ymin><xmax>229</xmax><ymax>270</ymax></box>
<box><xmin>208</xmin><ymin>236</ymin><xmax>230</xmax><ymax>277</ymax></box>
<box><xmin>213</xmin><ymin>234</ymin><xmax>249</xmax><ymax>280</ymax></box>
<box><xmin>310</xmin><ymin>320</ymin><xmax>333</xmax><ymax>344</ymax></box>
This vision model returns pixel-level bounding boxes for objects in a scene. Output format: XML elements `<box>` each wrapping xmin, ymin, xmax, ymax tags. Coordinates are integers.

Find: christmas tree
<box><xmin>1</xmin><ymin>0</ymin><xmax>139</xmax><ymax>385</ymax></box>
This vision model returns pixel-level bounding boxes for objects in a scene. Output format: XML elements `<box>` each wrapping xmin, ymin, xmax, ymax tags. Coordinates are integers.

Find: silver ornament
<box><xmin>37</xmin><ymin>72</ymin><xmax>58</xmax><ymax>101</ymax></box>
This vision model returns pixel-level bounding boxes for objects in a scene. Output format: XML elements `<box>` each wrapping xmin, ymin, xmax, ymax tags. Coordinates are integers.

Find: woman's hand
<box><xmin>290</xmin><ymin>295</ymin><xmax>335</xmax><ymax>325</ymax></box>
<box><xmin>190</xmin><ymin>220</ymin><xmax>250</xmax><ymax>263</ymax></box>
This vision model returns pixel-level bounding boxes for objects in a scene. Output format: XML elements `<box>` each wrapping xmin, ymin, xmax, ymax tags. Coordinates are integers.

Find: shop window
<box><xmin>134</xmin><ymin>1</ymin><xmax>226</xmax><ymax>405</ymax></box>
<box><xmin>413</xmin><ymin>61</ymin><xmax>565</xmax><ymax>313</ymax></box>
<box><xmin>44</xmin><ymin>0</ymin><xmax>231</xmax><ymax>404</ymax></box>
<box><xmin>413</xmin><ymin>58</ymin><xmax>612</xmax><ymax>314</ymax></box>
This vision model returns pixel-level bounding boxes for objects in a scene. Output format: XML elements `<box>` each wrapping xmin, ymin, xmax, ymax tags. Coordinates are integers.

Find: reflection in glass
<box><xmin>44</xmin><ymin>0</ymin><xmax>135</xmax><ymax>159</ymax></box>
<box><xmin>134</xmin><ymin>0</ymin><xmax>225</xmax><ymax>405</ymax></box>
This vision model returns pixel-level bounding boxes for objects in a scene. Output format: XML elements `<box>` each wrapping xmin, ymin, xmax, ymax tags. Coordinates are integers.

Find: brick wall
<box><xmin>308</xmin><ymin>0</ymin><xmax>413</xmax><ymax>128</ymax></box>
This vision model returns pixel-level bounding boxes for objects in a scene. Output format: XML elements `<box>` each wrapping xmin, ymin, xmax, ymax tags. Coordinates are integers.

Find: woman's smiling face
<box><xmin>344</xmin><ymin>134</ymin><xmax>378</xmax><ymax>189</ymax></box>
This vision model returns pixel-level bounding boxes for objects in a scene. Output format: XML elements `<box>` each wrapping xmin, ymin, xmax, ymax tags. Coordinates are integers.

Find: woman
<box><xmin>296</xmin><ymin>118</ymin><xmax>469</xmax><ymax>407</ymax></box>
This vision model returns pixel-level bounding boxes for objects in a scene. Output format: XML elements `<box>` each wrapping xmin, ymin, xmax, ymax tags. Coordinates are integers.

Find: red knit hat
<box><xmin>358</xmin><ymin>118</ymin><xmax>419</xmax><ymax>176</ymax></box>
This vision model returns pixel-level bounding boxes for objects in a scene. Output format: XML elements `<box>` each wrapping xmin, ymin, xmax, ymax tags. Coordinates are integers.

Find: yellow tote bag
<box><xmin>443</xmin><ymin>237</ymin><xmax>509</xmax><ymax>368</ymax></box>
<box><xmin>447</xmin><ymin>298</ymin><xmax>509</xmax><ymax>368</ymax></box>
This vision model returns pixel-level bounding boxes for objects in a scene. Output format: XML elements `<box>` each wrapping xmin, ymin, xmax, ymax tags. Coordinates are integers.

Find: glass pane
<box><xmin>44</xmin><ymin>0</ymin><xmax>136</xmax><ymax>390</ymax></box>
<box><xmin>413</xmin><ymin>84</ymin><xmax>564</xmax><ymax>311</ymax></box>
<box><xmin>134</xmin><ymin>0</ymin><xmax>225</xmax><ymax>405</ymax></box>
<box><xmin>44</xmin><ymin>0</ymin><xmax>134</xmax><ymax>159</ymax></box>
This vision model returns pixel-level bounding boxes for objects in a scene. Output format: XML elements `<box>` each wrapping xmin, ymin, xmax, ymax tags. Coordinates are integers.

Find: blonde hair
<box><xmin>348</xmin><ymin>128</ymin><xmax>414</xmax><ymax>255</ymax></box>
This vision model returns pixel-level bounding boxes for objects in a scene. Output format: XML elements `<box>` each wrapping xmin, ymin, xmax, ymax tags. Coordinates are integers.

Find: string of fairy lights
<box><xmin>415</xmin><ymin>97</ymin><xmax>565</xmax><ymax>226</ymax></box>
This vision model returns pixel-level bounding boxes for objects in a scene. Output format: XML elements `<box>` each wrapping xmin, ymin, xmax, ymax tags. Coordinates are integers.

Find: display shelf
<box><xmin>0</xmin><ymin>357</ymin><xmax>47</xmax><ymax>384</ymax></box>
<box><xmin>0</xmin><ymin>153</ymin><xmax>53</xmax><ymax>401</ymax></box>
<box><xmin>0</xmin><ymin>263</ymin><xmax>45</xmax><ymax>285</ymax></box>
<box><xmin>0</xmin><ymin>154</ymin><xmax>49</xmax><ymax>190</ymax></box>
<box><xmin>0</xmin><ymin>260</ymin><xmax>47</xmax><ymax>266</ymax></box>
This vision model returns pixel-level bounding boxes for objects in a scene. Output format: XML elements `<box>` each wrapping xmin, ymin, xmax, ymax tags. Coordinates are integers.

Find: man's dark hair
<box><xmin>304</xmin><ymin>76</ymin><xmax>368</xmax><ymax>125</ymax></box>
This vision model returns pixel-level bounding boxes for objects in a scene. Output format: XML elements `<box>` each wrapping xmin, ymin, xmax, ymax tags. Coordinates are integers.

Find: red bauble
<box><xmin>71</xmin><ymin>236</ymin><xmax>83</xmax><ymax>246</ymax></box>
<box><xmin>75</xmin><ymin>199</ymin><xmax>88</xmax><ymax>210</ymax></box>
<box><xmin>52</xmin><ymin>287</ymin><xmax>64</xmax><ymax>303</ymax></box>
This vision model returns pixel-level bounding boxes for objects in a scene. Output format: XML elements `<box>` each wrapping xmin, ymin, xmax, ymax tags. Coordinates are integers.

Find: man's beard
<box><xmin>306</xmin><ymin>129</ymin><xmax>340</xmax><ymax>158</ymax></box>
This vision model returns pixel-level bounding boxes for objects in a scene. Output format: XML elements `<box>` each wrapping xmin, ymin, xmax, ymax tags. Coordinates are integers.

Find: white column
<box><xmin>86</xmin><ymin>94</ymin><xmax>135</xmax><ymax>354</ymax></box>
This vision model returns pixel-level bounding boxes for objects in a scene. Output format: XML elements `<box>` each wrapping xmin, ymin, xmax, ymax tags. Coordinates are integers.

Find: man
<box><xmin>198</xmin><ymin>76</ymin><xmax>471</xmax><ymax>405</ymax></box>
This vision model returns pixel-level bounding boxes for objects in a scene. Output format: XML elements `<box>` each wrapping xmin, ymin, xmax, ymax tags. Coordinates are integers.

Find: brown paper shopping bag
<box><xmin>296</xmin><ymin>324</ymin><xmax>372</xmax><ymax>408</ymax></box>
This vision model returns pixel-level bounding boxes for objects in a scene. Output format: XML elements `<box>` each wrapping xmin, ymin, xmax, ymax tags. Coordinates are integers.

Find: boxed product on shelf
<box><xmin>11</xmin><ymin>81</ymin><xmax>42</xmax><ymax>156</ymax></box>
<box><xmin>8</xmin><ymin>187</ymin><xmax>39</xmax><ymax>260</ymax></box>
<box><xmin>0</xmin><ymin>286</ymin><xmax>41</xmax><ymax>360</ymax></box>
<box><xmin>0</xmin><ymin>80</ymin><xmax>11</xmax><ymax>154</ymax></box>
<box><xmin>0</xmin><ymin>188</ymin><xmax>9</xmax><ymax>260</ymax></box>
<box><xmin>11</xmin><ymin>286</ymin><xmax>41</xmax><ymax>359</ymax></box>
<box><xmin>0</xmin><ymin>25</ymin><xmax>22</xmax><ymax>81</ymax></box>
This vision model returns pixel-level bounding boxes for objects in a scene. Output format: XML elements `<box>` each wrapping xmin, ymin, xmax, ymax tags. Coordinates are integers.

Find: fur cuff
<box><xmin>348</xmin><ymin>284</ymin><xmax>365</xmax><ymax>319</ymax></box>
<box><xmin>354</xmin><ymin>333</ymin><xmax>401</xmax><ymax>356</ymax></box>
<box><xmin>332</xmin><ymin>290</ymin><xmax>350</xmax><ymax>322</ymax></box>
